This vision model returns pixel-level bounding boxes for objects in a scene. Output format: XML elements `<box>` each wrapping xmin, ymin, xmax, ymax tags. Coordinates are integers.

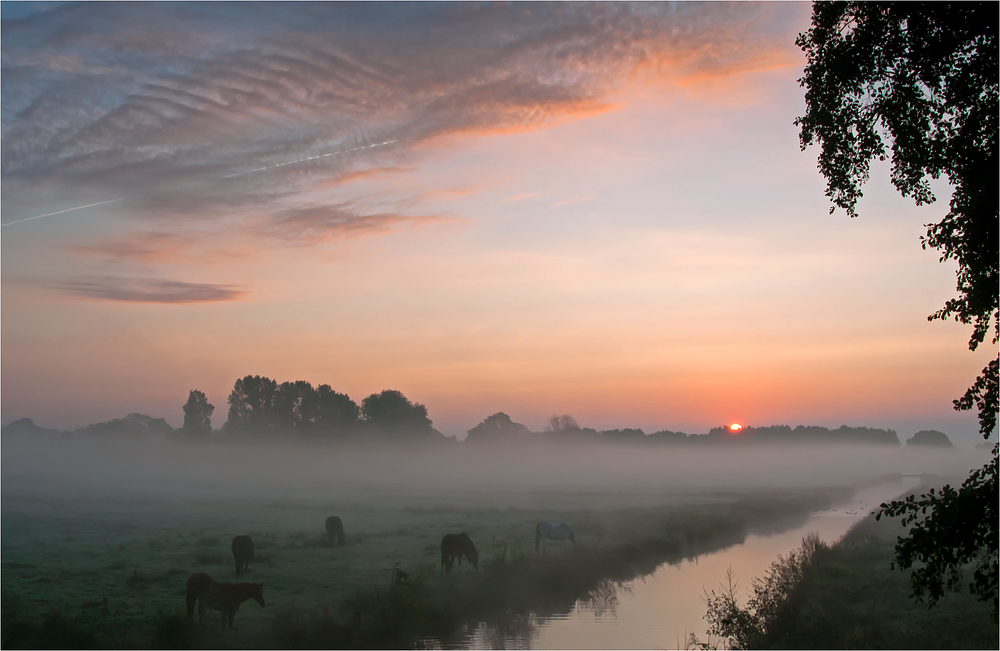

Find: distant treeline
<box><xmin>469</xmin><ymin>413</ymin><xmax>907</xmax><ymax>446</ymax></box>
<box><xmin>2</xmin><ymin>374</ymin><xmax>955</xmax><ymax>448</ymax></box>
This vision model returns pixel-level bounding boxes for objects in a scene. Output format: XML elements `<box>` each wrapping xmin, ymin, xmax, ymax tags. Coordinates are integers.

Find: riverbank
<box><xmin>727</xmin><ymin>487</ymin><xmax>998</xmax><ymax>649</ymax></box>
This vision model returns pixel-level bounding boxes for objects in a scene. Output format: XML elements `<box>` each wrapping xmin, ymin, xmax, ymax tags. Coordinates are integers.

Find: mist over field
<box><xmin>2</xmin><ymin>434</ymin><xmax>986</xmax><ymax>510</ymax></box>
<box><xmin>2</xmin><ymin>429</ymin><xmax>992</xmax><ymax>649</ymax></box>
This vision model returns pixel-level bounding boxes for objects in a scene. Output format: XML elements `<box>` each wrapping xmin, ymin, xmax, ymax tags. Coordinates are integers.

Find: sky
<box><xmin>2</xmin><ymin>2</ymin><xmax>994</xmax><ymax>445</ymax></box>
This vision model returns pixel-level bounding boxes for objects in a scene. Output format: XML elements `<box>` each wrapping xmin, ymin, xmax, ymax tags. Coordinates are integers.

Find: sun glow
<box><xmin>730</xmin><ymin>423</ymin><xmax>743</xmax><ymax>432</ymax></box>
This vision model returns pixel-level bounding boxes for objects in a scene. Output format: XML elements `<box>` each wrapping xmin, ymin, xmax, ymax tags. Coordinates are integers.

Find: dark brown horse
<box><xmin>325</xmin><ymin>516</ymin><xmax>345</xmax><ymax>546</ymax></box>
<box><xmin>231</xmin><ymin>535</ymin><xmax>254</xmax><ymax>576</ymax></box>
<box><xmin>440</xmin><ymin>533</ymin><xmax>478</xmax><ymax>574</ymax></box>
<box><xmin>186</xmin><ymin>572</ymin><xmax>264</xmax><ymax>629</ymax></box>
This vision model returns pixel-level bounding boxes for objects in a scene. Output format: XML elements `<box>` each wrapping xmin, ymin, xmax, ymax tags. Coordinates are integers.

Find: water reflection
<box><xmin>577</xmin><ymin>578</ymin><xmax>632</xmax><ymax>618</ymax></box>
<box><xmin>461</xmin><ymin>612</ymin><xmax>540</xmax><ymax>650</ymax></box>
<box><xmin>433</xmin><ymin>579</ymin><xmax>634</xmax><ymax>650</ymax></box>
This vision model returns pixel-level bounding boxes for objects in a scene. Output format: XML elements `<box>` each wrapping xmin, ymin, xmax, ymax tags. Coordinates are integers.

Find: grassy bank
<box><xmin>719</xmin><ymin>489</ymin><xmax>999</xmax><ymax>649</ymax></box>
<box><xmin>1</xmin><ymin>486</ymin><xmax>847</xmax><ymax>649</ymax></box>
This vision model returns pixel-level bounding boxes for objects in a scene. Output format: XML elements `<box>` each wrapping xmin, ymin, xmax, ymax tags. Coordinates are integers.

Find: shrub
<box><xmin>704</xmin><ymin>533</ymin><xmax>827</xmax><ymax>649</ymax></box>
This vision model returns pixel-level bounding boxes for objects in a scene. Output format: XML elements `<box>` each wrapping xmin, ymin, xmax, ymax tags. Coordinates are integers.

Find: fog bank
<box><xmin>2</xmin><ymin>436</ymin><xmax>987</xmax><ymax>510</ymax></box>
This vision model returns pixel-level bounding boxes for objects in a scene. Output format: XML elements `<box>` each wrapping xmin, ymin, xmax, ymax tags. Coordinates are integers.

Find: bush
<box><xmin>704</xmin><ymin>533</ymin><xmax>826</xmax><ymax>649</ymax></box>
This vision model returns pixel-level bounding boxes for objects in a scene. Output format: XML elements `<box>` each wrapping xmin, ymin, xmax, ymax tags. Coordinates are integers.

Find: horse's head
<box><xmin>469</xmin><ymin>547</ymin><xmax>479</xmax><ymax>569</ymax></box>
<box><xmin>253</xmin><ymin>583</ymin><xmax>265</xmax><ymax>608</ymax></box>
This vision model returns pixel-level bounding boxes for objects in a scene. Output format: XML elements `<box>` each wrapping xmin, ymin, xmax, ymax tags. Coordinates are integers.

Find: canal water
<box><xmin>455</xmin><ymin>478</ymin><xmax>920</xmax><ymax>650</ymax></box>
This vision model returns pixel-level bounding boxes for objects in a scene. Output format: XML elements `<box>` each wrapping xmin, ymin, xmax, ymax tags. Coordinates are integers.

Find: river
<box><xmin>452</xmin><ymin>478</ymin><xmax>920</xmax><ymax>650</ymax></box>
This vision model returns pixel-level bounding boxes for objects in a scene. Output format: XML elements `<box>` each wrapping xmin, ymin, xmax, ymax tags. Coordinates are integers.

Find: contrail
<box><xmin>1</xmin><ymin>138</ymin><xmax>401</xmax><ymax>227</ymax></box>
<box><xmin>1</xmin><ymin>199</ymin><xmax>124</xmax><ymax>227</ymax></box>
<box><xmin>220</xmin><ymin>140</ymin><xmax>399</xmax><ymax>178</ymax></box>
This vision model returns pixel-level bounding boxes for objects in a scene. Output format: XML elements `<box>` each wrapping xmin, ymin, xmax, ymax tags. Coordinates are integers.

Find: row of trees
<box><xmin>2</xmin><ymin>392</ymin><xmax>948</xmax><ymax>449</ymax></box>
<box><xmin>179</xmin><ymin>376</ymin><xmax>441</xmax><ymax>441</ymax></box>
<box><xmin>466</xmin><ymin>413</ymin><xmax>908</xmax><ymax>446</ymax></box>
<box><xmin>3</xmin><ymin>384</ymin><xmax>945</xmax><ymax>447</ymax></box>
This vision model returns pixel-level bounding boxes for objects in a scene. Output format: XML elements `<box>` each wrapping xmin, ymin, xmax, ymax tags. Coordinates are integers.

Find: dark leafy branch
<box><xmin>877</xmin><ymin>446</ymin><xmax>998</xmax><ymax>613</ymax></box>
<box><xmin>796</xmin><ymin>0</ymin><xmax>998</xmax><ymax>613</ymax></box>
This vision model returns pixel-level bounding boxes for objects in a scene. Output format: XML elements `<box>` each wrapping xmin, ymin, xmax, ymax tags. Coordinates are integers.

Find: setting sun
<box><xmin>730</xmin><ymin>424</ymin><xmax>743</xmax><ymax>432</ymax></box>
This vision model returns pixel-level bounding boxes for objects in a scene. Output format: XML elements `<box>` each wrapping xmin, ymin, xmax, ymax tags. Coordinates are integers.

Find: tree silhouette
<box><xmin>275</xmin><ymin>380</ymin><xmax>314</xmax><ymax>432</ymax></box>
<box><xmin>82</xmin><ymin>413</ymin><xmax>173</xmax><ymax>437</ymax></box>
<box><xmin>796</xmin><ymin>1</ymin><xmax>997</xmax><ymax>611</ymax></box>
<box><xmin>360</xmin><ymin>389</ymin><xmax>438</xmax><ymax>439</ymax></box>
<box><xmin>465</xmin><ymin>412</ymin><xmax>529</xmax><ymax>444</ymax></box>
<box><xmin>545</xmin><ymin>414</ymin><xmax>579</xmax><ymax>432</ymax></box>
<box><xmin>181</xmin><ymin>389</ymin><xmax>214</xmax><ymax>436</ymax></box>
<box><xmin>305</xmin><ymin>384</ymin><xmax>360</xmax><ymax>439</ymax></box>
<box><xmin>226</xmin><ymin>375</ymin><xmax>278</xmax><ymax>436</ymax></box>
<box><xmin>543</xmin><ymin>414</ymin><xmax>599</xmax><ymax>443</ymax></box>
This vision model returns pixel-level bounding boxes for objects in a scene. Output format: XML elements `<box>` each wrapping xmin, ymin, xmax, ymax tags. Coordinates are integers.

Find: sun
<box><xmin>729</xmin><ymin>423</ymin><xmax>743</xmax><ymax>432</ymax></box>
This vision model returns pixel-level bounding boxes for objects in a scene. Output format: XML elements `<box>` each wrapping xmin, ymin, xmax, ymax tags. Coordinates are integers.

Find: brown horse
<box><xmin>186</xmin><ymin>572</ymin><xmax>264</xmax><ymax>629</ymax></box>
<box><xmin>440</xmin><ymin>533</ymin><xmax>478</xmax><ymax>574</ymax></box>
<box><xmin>231</xmin><ymin>535</ymin><xmax>254</xmax><ymax>576</ymax></box>
<box><xmin>325</xmin><ymin>516</ymin><xmax>345</xmax><ymax>546</ymax></box>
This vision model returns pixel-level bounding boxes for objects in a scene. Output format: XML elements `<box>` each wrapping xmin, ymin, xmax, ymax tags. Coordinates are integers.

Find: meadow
<box><xmin>1</xmin><ymin>436</ymin><xmax>987</xmax><ymax>648</ymax></box>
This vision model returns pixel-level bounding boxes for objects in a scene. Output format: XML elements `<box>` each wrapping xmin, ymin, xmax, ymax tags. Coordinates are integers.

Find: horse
<box><xmin>325</xmin><ymin>515</ymin><xmax>346</xmax><ymax>546</ymax></box>
<box><xmin>186</xmin><ymin>572</ymin><xmax>264</xmax><ymax>629</ymax></box>
<box><xmin>231</xmin><ymin>535</ymin><xmax>254</xmax><ymax>576</ymax></box>
<box><xmin>440</xmin><ymin>533</ymin><xmax>478</xmax><ymax>574</ymax></box>
<box><xmin>535</xmin><ymin>521</ymin><xmax>575</xmax><ymax>552</ymax></box>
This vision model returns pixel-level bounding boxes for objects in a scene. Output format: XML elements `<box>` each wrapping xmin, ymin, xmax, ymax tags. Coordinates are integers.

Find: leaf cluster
<box><xmin>877</xmin><ymin>446</ymin><xmax>999</xmax><ymax>614</ymax></box>
<box><xmin>796</xmin><ymin>1</ymin><xmax>998</xmax><ymax>366</ymax></box>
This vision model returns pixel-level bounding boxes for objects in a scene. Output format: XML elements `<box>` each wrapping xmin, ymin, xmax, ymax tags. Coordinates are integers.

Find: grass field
<box><xmin>1</xmin><ymin>484</ymin><xmax>849</xmax><ymax>648</ymax></box>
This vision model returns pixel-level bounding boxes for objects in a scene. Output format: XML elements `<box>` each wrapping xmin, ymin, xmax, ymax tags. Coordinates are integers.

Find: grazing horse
<box><xmin>186</xmin><ymin>572</ymin><xmax>264</xmax><ymax>629</ymax></box>
<box><xmin>440</xmin><ymin>533</ymin><xmax>478</xmax><ymax>574</ymax></box>
<box><xmin>231</xmin><ymin>535</ymin><xmax>254</xmax><ymax>576</ymax></box>
<box><xmin>535</xmin><ymin>521</ymin><xmax>575</xmax><ymax>552</ymax></box>
<box><xmin>325</xmin><ymin>515</ymin><xmax>346</xmax><ymax>546</ymax></box>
